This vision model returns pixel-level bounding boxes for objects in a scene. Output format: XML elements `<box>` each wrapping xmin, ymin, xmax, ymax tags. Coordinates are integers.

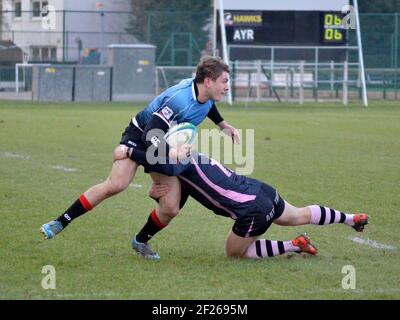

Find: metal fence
<box><xmin>156</xmin><ymin>61</ymin><xmax>400</xmax><ymax>103</ymax></box>
<box><xmin>357</xmin><ymin>13</ymin><xmax>399</xmax><ymax>69</ymax></box>
<box><xmin>1</xmin><ymin>10</ymin><xmax>400</xmax><ymax>101</ymax></box>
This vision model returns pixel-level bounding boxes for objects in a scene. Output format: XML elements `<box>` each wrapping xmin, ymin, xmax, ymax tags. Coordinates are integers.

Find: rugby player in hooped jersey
<box><xmin>115</xmin><ymin>146</ymin><xmax>370</xmax><ymax>260</ymax></box>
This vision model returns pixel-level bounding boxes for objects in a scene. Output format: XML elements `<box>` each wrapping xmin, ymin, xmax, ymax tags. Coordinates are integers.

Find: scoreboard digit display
<box><xmin>321</xmin><ymin>12</ymin><xmax>346</xmax><ymax>43</ymax></box>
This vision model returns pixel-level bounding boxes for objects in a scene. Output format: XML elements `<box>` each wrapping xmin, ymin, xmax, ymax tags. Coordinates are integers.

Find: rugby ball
<box><xmin>164</xmin><ymin>122</ymin><xmax>197</xmax><ymax>149</ymax></box>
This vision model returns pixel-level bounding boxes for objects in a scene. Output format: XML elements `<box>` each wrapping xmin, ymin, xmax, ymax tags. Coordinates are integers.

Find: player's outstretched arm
<box><xmin>113</xmin><ymin>145</ymin><xmax>190</xmax><ymax>176</ymax></box>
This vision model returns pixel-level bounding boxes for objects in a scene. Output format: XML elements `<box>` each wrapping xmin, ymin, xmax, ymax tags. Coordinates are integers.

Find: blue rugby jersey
<box><xmin>131</xmin><ymin>151</ymin><xmax>263</xmax><ymax>219</ymax></box>
<box><xmin>134</xmin><ymin>78</ymin><xmax>215</xmax><ymax>129</ymax></box>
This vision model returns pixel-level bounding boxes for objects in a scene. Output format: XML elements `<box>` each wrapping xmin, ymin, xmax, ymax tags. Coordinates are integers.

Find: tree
<box><xmin>356</xmin><ymin>0</ymin><xmax>400</xmax><ymax>68</ymax></box>
<box><xmin>126</xmin><ymin>0</ymin><xmax>212</xmax><ymax>66</ymax></box>
<box><xmin>358</xmin><ymin>0</ymin><xmax>400</xmax><ymax>13</ymax></box>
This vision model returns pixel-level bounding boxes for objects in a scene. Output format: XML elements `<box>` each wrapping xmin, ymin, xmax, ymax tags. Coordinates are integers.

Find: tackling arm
<box><xmin>141</xmin><ymin>113</ymin><xmax>171</xmax><ymax>157</ymax></box>
<box><xmin>128</xmin><ymin>147</ymin><xmax>189</xmax><ymax>176</ymax></box>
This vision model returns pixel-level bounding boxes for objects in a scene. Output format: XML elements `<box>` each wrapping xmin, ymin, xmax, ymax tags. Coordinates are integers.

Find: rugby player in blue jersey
<box><xmin>40</xmin><ymin>56</ymin><xmax>240</xmax><ymax>252</ymax></box>
<box><xmin>114</xmin><ymin>146</ymin><xmax>369</xmax><ymax>260</ymax></box>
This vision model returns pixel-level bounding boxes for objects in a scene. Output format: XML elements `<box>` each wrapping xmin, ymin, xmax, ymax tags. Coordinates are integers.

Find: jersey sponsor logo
<box><xmin>160</xmin><ymin>106</ymin><xmax>174</xmax><ymax>120</ymax></box>
<box><xmin>127</xmin><ymin>140</ymin><xmax>137</xmax><ymax>147</ymax></box>
<box><xmin>274</xmin><ymin>191</ymin><xmax>279</xmax><ymax>205</ymax></box>
<box><xmin>265</xmin><ymin>208</ymin><xmax>275</xmax><ymax>222</ymax></box>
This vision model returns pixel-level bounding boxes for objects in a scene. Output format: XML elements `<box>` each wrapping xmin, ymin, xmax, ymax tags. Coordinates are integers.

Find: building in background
<box><xmin>0</xmin><ymin>0</ymin><xmax>137</xmax><ymax>63</ymax></box>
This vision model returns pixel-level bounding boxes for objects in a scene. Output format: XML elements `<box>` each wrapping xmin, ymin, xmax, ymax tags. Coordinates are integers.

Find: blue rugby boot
<box><xmin>131</xmin><ymin>235</ymin><xmax>160</xmax><ymax>261</ymax></box>
<box><xmin>40</xmin><ymin>220</ymin><xmax>63</xmax><ymax>239</ymax></box>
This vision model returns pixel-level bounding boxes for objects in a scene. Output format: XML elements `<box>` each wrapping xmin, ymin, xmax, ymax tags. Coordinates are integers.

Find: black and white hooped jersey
<box><xmin>132</xmin><ymin>151</ymin><xmax>263</xmax><ymax>219</ymax></box>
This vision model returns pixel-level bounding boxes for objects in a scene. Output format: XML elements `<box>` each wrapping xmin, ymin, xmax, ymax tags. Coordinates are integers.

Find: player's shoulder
<box><xmin>176</xmin><ymin>78</ymin><xmax>194</xmax><ymax>88</ymax></box>
<box><xmin>166</xmin><ymin>78</ymin><xmax>193</xmax><ymax>94</ymax></box>
<box><xmin>155</xmin><ymin>78</ymin><xmax>196</xmax><ymax>116</ymax></box>
<box><xmin>165</xmin><ymin>79</ymin><xmax>195</xmax><ymax>101</ymax></box>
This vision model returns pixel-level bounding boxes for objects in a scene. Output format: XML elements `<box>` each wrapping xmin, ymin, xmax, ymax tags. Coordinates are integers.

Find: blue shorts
<box><xmin>232</xmin><ymin>183</ymin><xmax>285</xmax><ymax>238</ymax></box>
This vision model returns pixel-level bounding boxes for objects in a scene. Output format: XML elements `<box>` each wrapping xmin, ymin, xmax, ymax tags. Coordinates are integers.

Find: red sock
<box><xmin>135</xmin><ymin>208</ymin><xmax>166</xmax><ymax>243</ymax></box>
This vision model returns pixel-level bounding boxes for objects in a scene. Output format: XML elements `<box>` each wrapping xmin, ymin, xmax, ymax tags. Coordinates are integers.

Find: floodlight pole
<box><xmin>212</xmin><ymin>0</ymin><xmax>217</xmax><ymax>56</ymax></box>
<box><xmin>217</xmin><ymin>0</ymin><xmax>233</xmax><ymax>105</ymax></box>
<box><xmin>353</xmin><ymin>0</ymin><xmax>368</xmax><ymax>107</ymax></box>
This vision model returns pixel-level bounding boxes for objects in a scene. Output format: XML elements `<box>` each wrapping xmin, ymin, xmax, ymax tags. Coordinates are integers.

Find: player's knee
<box><xmin>225</xmin><ymin>248</ymin><xmax>243</xmax><ymax>258</ymax></box>
<box><xmin>160</xmin><ymin>204</ymin><xmax>180</xmax><ymax>218</ymax></box>
<box><xmin>299</xmin><ymin>207</ymin><xmax>311</xmax><ymax>224</ymax></box>
<box><xmin>159</xmin><ymin>197</ymin><xmax>180</xmax><ymax>217</ymax></box>
<box><xmin>225</xmin><ymin>246</ymin><xmax>233</xmax><ymax>257</ymax></box>
<box><xmin>113</xmin><ymin>145</ymin><xmax>125</xmax><ymax>158</ymax></box>
<box><xmin>225</xmin><ymin>244</ymin><xmax>244</xmax><ymax>258</ymax></box>
<box><xmin>225</xmin><ymin>248</ymin><xmax>237</xmax><ymax>258</ymax></box>
<box><xmin>105</xmin><ymin>179</ymin><xmax>129</xmax><ymax>196</ymax></box>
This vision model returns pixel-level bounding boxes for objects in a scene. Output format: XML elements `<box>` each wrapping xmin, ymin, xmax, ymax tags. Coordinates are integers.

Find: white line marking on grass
<box><xmin>52</xmin><ymin>165</ymin><xmax>79</xmax><ymax>172</ymax></box>
<box><xmin>349</xmin><ymin>237</ymin><xmax>396</xmax><ymax>250</ymax></box>
<box><xmin>53</xmin><ymin>292</ymin><xmax>116</xmax><ymax>298</ymax></box>
<box><xmin>31</xmin><ymin>292</ymin><xmax>116</xmax><ymax>299</ymax></box>
<box><xmin>129</xmin><ymin>184</ymin><xmax>142</xmax><ymax>188</ymax></box>
<box><xmin>0</xmin><ymin>152</ymin><xmax>30</xmax><ymax>160</ymax></box>
<box><xmin>269</xmin><ymin>287</ymin><xmax>400</xmax><ymax>295</ymax></box>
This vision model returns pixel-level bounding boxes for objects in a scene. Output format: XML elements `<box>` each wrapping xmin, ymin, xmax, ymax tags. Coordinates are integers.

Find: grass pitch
<box><xmin>0</xmin><ymin>100</ymin><xmax>399</xmax><ymax>299</ymax></box>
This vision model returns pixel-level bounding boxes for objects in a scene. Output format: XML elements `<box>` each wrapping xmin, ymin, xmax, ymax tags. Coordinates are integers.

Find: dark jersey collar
<box><xmin>193</xmin><ymin>80</ymin><xmax>206</xmax><ymax>104</ymax></box>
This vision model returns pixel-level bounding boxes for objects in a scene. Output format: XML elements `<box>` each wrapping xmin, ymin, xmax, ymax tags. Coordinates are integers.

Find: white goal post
<box><xmin>15</xmin><ymin>63</ymin><xmax>51</xmax><ymax>92</ymax></box>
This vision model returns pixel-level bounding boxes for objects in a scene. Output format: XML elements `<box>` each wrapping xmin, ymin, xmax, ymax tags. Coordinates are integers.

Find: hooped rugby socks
<box><xmin>308</xmin><ymin>205</ymin><xmax>354</xmax><ymax>226</ymax></box>
<box><xmin>135</xmin><ymin>208</ymin><xmax>166</xmax><ymax>243</ymax></box>
<box><xmin>56</xmin><ymin>194</ymin><xmax>93</xmax><ymax>227</ymax></box>
<box><xmin>245</xmin><ymin>240</ymin><xmax>298</xmax><ymax>258</ymax></box>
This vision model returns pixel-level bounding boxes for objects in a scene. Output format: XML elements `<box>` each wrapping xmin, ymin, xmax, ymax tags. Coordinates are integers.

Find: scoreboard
<box><xmin>214</xmin><ymin>0</ymin><xmax>367</xmax><ymax>106</ymax></box>
<box><xmin>219</xmin><ymin>10</ymin><xmax>347</xmax><ymax>45</ymax></box>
